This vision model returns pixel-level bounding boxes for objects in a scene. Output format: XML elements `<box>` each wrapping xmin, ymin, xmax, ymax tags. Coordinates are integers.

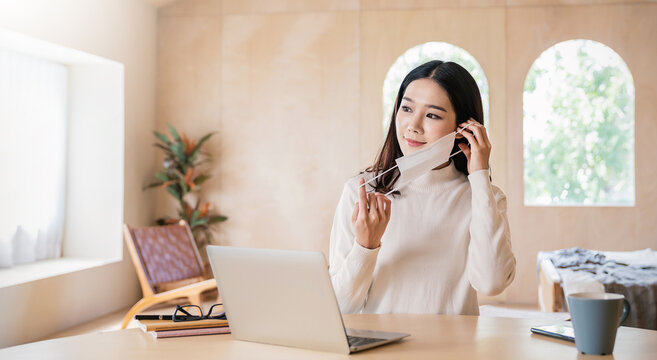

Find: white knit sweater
<box><xmin>328</xmin><ymin>162</ymin><xmax>516</xmax><ymax>315</ymax></box>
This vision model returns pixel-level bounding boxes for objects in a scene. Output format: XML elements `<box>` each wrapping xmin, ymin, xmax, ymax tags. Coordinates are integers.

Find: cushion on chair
<box><xmin>130</xmin><ymin>225</ymin><xmax>204</xmax><ymax>290</ymax></box>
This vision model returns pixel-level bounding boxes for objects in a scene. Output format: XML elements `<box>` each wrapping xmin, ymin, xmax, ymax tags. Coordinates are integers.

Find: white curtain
<box><xmin>0</xmin><ymin>49</ymin><xmax>67</xmax><ymax>267</ymax></box>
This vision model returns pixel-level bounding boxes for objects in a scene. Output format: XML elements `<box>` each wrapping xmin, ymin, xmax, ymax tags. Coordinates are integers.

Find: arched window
<box><xmin>523</xmin><ymin>40</ymin><xmax>635</xmax><ymax>206</ymax></box>
<box><xmin>382</xmin><ymin>42</ymin><xmax>489</xmax><ymax>135</ymax></box>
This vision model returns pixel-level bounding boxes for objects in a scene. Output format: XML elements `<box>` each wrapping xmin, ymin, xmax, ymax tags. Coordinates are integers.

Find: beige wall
<box><xmin>0</xmin><ymin>0</ymin><xmax>157</xmax><ymax>347</ymax></box>
<box><xmin>157</xmin><ymin>0</ymin><xmax>362</xmax><ymax>255</ymax></box>
<box><xmin>156</xmin><ymin>0</ymin><xmax>657</xmax><ymax>304</ymax></box>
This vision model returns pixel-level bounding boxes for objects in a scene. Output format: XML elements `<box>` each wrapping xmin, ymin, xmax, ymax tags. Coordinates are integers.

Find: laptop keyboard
<box><xmin>347</xmin><ymin>335</ymin><xmax>386</xmax><ymax>347</ymax></box>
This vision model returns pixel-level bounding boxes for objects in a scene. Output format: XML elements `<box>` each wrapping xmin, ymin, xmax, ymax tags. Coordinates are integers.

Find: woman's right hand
<box><xmin>351</xmin><ymin>178</ymin><xmax>392</xmax><ymax>249</ymax></box>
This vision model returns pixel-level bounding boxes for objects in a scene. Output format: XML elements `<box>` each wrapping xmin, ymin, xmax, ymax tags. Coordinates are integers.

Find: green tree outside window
<box><xmin>523</xmin><ymin>40</ymin><xmax>635</xmax><ymax>206</ymax></box>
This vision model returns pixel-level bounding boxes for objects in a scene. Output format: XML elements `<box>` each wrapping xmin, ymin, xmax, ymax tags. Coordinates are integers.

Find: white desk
<box><xmin>2</xmin><ymin>314</ymin><xmax>656</xmax><ymax>359</ymax></box>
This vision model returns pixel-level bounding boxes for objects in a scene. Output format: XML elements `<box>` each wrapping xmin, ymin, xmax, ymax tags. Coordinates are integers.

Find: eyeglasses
<box><xmin>173</xmin><ymin>303</ymin><xmax>226</xmax><ymax>322</ymax></box>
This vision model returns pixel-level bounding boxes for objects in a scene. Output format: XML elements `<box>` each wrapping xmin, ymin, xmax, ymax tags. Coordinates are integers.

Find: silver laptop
<box><xmin>207</xmin><ymin>246</ymin><xmax>409</xmax><ymax>354</ymax></box>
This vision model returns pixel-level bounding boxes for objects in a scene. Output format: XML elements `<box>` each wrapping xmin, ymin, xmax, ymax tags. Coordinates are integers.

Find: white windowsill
<box><xmin>0</xmin><ymin>257</ymin><xmax>121</xmax><ymax>289</ymax></box>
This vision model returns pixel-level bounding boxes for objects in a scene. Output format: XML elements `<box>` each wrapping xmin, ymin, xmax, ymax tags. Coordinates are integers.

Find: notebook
<box><xmin>149</xmin><ymin>326</ymin><xmax>231</xmax><ymax>339</ymax></box>
<box><xmin>207</xmin><ymin>246</ymin><xmax>409</xmax><ymax>354</ymax></box>
<box><xmin>137</xmin><ymin>318</ymin><xmax>228</xmax><ymax>332</ymax></box>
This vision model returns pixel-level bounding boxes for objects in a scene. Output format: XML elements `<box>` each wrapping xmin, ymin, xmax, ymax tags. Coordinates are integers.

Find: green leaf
<box><xmin>169</xmin><ymin>143</ymin><xmax>187</xmax><ymax>162</ymax></box>
<box><xmin>191</xmin><ymin>219</ymin><xmax>208</xmax><ymax>228</ymax></box>
<box><xmin>153</xmin><ymin>131</ymin><xmax>171</xmax><ymax>145</ymax></box>
<box><xmin>171</xmin><ymin>172</ymin><xmax>187</xmax><ymax>187</ymax></box>
<box><xmin>178</xmin><ymin>176</ymin><xmax>190</xmax><ymax>193</ymax></box>
<box><xmin>188</xmin><ymin>152</ymin><xmax>199</xmax><ymax>164</ymax></box>
<box><xmin>155</xmin><ymin>171</ymin><xmax>170</xmax><ymax>182</ymax></box>
<box><xmin>171</xmin><ymin>167</ymin><xmax>185</xmax><ymax>179</ymax></box>
<box><xmin>165</xmin><ymin>185</ymin><xmax>182</xmax><ymax>200</ymax></box>
<box><xmin>194</xmin><ymin>174</ymin><xmax>210</xmax><ymax>186</ymax></box>
<box><xmin>142</xmin><ymin>181</ymin><xmax>163</xmax><ymax>190</ymax></box>
<box><xmin>153</xmin><ymin>143</ymin><xmax>174</xmax><ymax>154</ymax></box>
<box><xmin>189</xmin><ymin>132</ymin><xmax>215</xmax><ymax>159</ymax></box>
<box><xmin>190</xmin><ymin>210</ymin><xmax>199</xmax><ymax>224</ymax></box>
<box><xmin>208</xmin><ymin>215</ymin><xmax>228</xmax><ymax>224</ymax></box>
<box><xmin>192</xmin><ymin>217</ymin><xmax>209</xmax><ymax>226</ymax></box>
<box><xmin>167</xmin><ymin>123</ymin><xmax>181</xmax><ymax>141</ymax></box>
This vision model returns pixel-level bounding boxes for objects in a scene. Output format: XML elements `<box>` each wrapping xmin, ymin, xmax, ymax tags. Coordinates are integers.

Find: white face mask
<box><xmin>362</xmin><ymin>123</ymin><xmax>472</xmax><ymax>196</ymax></box>
<box><xmin>395</xmin><ymin>130</ymin><xmax>457</xmax><ymax>185</ymax></box>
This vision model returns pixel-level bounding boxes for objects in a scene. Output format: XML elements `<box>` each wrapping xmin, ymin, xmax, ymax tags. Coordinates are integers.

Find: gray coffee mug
<box><xmin>567</xmin><ymin>292</ymin><xmax>630</xmax><ymax>355</ymax></box>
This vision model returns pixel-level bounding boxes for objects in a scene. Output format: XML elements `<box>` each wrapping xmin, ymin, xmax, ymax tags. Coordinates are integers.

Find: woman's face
<box><xmin>395</xmin><ymin>78</ymin><xmax>457</xmax><ymax>156</ymax></box>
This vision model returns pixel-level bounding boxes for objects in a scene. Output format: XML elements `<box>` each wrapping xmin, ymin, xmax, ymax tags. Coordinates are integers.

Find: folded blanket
<box><xmin>545</xmin><ymin>247</ymin><xmax>657</xmax><ymax>330</ymax></box>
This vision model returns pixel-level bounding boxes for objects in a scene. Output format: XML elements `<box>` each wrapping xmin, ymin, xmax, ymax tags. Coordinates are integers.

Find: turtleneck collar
<box><xmin>406</xmin><ymin>161</ymin><xmax>465</xmax><ymax>192</ymax></box>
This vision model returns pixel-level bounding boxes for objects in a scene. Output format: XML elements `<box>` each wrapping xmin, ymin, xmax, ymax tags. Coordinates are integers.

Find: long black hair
<box><xmin>366</xmin><ymin>60</ymin><xmax>484</xmax><ymax>194</ymax></box>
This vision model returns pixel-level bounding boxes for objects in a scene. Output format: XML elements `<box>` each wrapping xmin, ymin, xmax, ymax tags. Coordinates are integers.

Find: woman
<box><xmin>329</xmin><ymin>60</ymin><xmax>516</xmax><ymax>315</ymax></box>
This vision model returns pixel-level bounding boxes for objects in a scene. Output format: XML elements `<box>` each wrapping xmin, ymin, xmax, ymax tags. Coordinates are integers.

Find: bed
<box><xmin>537</xmin><ymin>247</ymin><xmax>657</xmax><ymax>330</ymax></box>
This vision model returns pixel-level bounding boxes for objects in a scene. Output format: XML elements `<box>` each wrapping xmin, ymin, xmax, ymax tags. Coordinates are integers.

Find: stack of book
<box><xmin>137</xmin><ymin>318</ymin><xmax>230</xmax><ymax>339</ymax></box>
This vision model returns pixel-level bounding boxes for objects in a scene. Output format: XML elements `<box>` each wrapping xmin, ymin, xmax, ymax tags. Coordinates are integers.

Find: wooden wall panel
<box><xmin>361</xmin><ymin>0</ymin><xmax>505</xmax><ymax>9</ymax></box>
<box><xmin>219</xmin><ymin>12</ymin><xmax>360</xmax><ymax>254</ymax></box>
<box><xmin>156</xmin><ymin>9</ymin><xmax>223</xmax><ymax>219</ymax></box>
<box><xmin>223</xmin><ymin>0</ymin><xmax>358</xmax><ymax>14</ymax></box>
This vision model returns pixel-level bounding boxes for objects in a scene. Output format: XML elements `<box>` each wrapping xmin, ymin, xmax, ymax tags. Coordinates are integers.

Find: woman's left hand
<box><xmin>457</xmin><ymin>119</ymin><xmax>491</xmax><ymax>174</ymax></box>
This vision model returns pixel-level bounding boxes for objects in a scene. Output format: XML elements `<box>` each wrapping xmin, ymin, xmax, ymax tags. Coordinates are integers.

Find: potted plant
<box><xmin>144</xmin><ymin>124</ymin><xmax>227</xmax><ymax>258</ymax></box>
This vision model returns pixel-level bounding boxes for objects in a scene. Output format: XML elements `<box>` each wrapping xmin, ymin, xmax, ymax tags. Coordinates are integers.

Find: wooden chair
<box><xmin>120</xmin><ymin>220</ymin><xmax>217</xmax><ymax>329</ymax></box>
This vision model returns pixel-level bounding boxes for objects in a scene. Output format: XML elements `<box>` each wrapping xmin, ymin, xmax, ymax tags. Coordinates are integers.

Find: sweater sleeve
<box><xmin>466</xmin><ymin>169</ymin><xmax>516</xmax><ymax>296</ymax></box>
<box><xmin>328</xmin><ymin>179</ymin><xmax>380</xmax><ymax>314</ymax></box>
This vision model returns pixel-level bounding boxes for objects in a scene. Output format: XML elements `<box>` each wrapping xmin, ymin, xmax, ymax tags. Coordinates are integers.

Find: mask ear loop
<box><xmin>358</xmin><ymin>165</ymin><xmax>398</xmax><ymax>189</ymax></box>
<box><xmin>450</xmin><ymin>121</ymin><xmax>474</xmax><ymax>158</ymax></box>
